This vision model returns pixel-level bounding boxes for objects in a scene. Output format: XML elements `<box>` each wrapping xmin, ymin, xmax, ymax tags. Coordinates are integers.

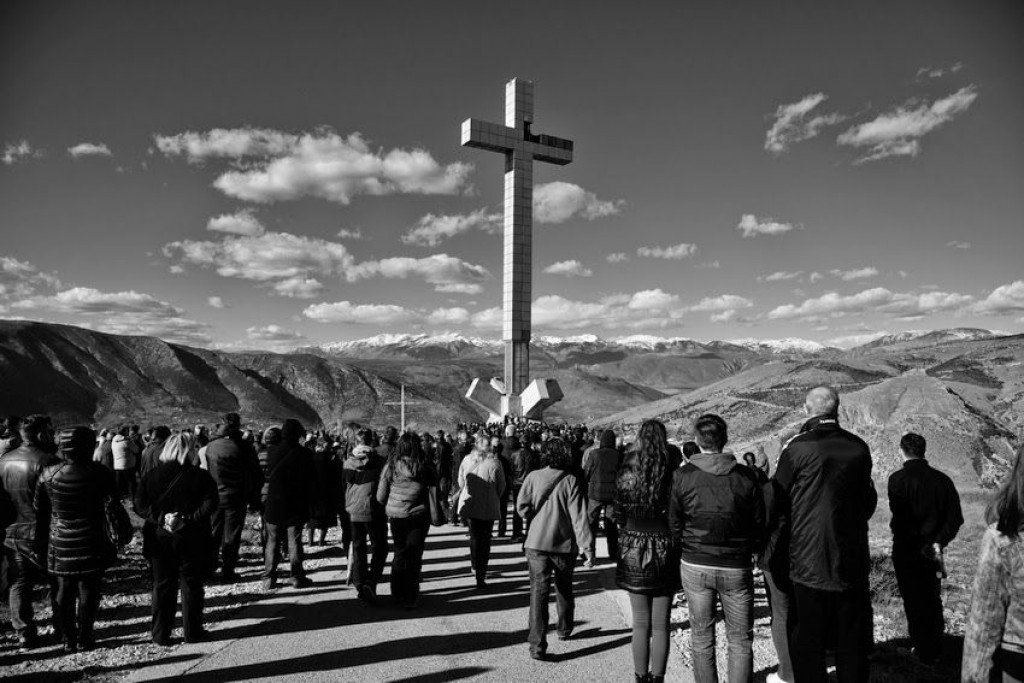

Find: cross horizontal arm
<box><xmin>529</xmin><ymin>134</ymin><xmax>573</xmax><ymax>165</ymax></box>
<box><xmin>461</xmin><ymin>118</ymin><xmax>518</xmax><ymax>153</ymax></box>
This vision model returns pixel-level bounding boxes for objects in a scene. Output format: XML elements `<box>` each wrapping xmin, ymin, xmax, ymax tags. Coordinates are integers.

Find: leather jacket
<box><xmin>0</xmin><ymin>443</ymin><xmax>60</xmax><ymax>557</ymax></box>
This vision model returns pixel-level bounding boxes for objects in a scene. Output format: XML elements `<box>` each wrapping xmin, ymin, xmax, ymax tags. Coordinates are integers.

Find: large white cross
<box><xmin>461</xmin><ymin>78</ymin><xmax>573</xmax><ymax>419</ymax></box>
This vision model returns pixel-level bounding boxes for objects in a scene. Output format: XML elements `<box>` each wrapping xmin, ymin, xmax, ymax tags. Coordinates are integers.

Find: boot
<box><xmin>634</xmin><ymin>674</ymin><xmax>650</xmax><ymax>683</ymax></box>
<box><xmin>650</xmin><ymin>676</ymin><xmax>664</xmax><ymax>683</ymax></box>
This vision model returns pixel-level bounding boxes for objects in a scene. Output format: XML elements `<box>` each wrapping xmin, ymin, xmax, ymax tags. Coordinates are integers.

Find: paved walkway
<box><xmin>127</xmin><ymin>524</ymin><xmax>688</xmax><ymax>683</ymax></box>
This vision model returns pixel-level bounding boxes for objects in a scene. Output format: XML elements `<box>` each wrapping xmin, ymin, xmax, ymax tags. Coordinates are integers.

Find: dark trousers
<box><xmin>587</xmin><ymin>500</ymin><xmax>618</xmax><ymax>560</ymax></box>
<box><xmin>467</xmin><ymin>518</ymin><xmax>494</xmax><ymax>583</ymax></box>
<box><xmin>262</xmin><ymin>523</ymin><xmax>305</xmax><ymax>582</ymax></box>
<box><xmin>893</xmin><ymin>548</ymin><xmax>944</xmax><ymax>663</ymax></box>
<box><xmin>389</xmin><ymin>516</ymin><xmax>430</xmax><ymax>605</ymax></box>
<box><xmin>350</xmin><ymin>518</ymin><xmax>388</xmax><ymax>590</ymax></box>
<box><xmin>497</xmin><ymin>492</ymin><xmax>510</xmax><ymax>536</ymax></box>
<box><xmin>210</xmin><ymin>504</ymin><xmax>246</xmax><ymax>575</ymax></box>
<box><xmin>790</xmin><ymin>582</ymin><xmax>872</xmax><ymax>683</ymax></box>
<box><xmin>510</xmin><ymin>486</ymin><xmax>528</xmax><ymax>538</ymax></box>
<box><xmin>115</xmin><ymin>469</ymin><xmax>136</xmax><ymax>499</ymax></box>
<box><xmin>151</xmin><ymin>530</ymin><xmax>208</xmax><ymax>643</ymax></box>
<box><xmin>4</xmin><ymin>547</ymin><xmax>59</xmax><ymax>637</ymax></box>
<box><xmin>763</xmin><ymin>569</ymin><xmax>794</xmax><ymax>682</ymax></box>
<box><xmin>56</xmin><ymin>573</ymin><xmax>102</xmax><ymax>646</ymax></box>
<box><xmin>525</xmin><ymin>549</ymin><xmax>575</xmax><ymax>655</ymax></box>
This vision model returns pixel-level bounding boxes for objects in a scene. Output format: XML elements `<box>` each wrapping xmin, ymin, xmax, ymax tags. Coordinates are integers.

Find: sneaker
<box><xmin>529</xmin><ymin>649</ymin><xmax>547</xmax><ymax>661</ymax></box>
<box><xmin>291</xmin><ymin>576</ymin><xmax>314</xmax><ymax>588</ymax></box>
<box><xmin>357</xmin><ymin>584</ymin><xmax>377</xmax><ymax>604</ymax></box>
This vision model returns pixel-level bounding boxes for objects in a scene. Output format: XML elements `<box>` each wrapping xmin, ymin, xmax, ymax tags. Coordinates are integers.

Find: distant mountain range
<box><xmin>0</xmin><ymin>319</ymin><xmax>1018</xmax><ymax>491</ymax></box>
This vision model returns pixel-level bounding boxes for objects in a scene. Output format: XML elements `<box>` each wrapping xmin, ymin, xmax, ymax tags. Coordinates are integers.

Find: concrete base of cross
<box><xmin>465</xmin><ymin>377</ymin><xmax>564</xmax><ymax>422</ymax></box>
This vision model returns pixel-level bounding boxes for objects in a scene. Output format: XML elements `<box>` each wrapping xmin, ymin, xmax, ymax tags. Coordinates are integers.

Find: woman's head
<box><xmin>160</xmin><ymin>432</ymin><xmax>198</xmax><ymax>466</ymax></box>
<box><xmin>988</xmin><ymin>444</ymin><xmax>1024</xmax><ymax>536</ymax></box>
<box><xmin>540</xmin><ymin>438</ymin><xmax>573</xmax><ymax>470</ymax></box>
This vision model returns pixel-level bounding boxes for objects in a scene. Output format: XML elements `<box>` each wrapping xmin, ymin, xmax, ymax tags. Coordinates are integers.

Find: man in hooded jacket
<box><xmin>582</xmin><ymin>429</ymin><xmax>622</xmax><ymax>562</ymax></box>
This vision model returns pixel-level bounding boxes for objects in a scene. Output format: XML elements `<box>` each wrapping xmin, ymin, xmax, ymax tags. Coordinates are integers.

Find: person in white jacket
<box><xmin>110</xmin><ymin>425</ymin><xmax>138</xmax><ymax>498</ymax></box>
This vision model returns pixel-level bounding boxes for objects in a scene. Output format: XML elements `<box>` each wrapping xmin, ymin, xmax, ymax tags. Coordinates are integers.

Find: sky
<box><xmin>1</xmin><ymin>0</ymin><xmax>1023</xmax><ymax>351</ymax></box>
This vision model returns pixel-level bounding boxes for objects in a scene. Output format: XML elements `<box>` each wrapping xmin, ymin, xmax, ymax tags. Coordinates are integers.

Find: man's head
<box><xmin>600</xmin><ymin>429</ymin><xmax>616</xmax><ymax>449</ymax></box>
<box><xmin>152</xmin><ymin>425</ymin><xmax>172</xmax><ymax>443</ymax></box>
<box><xmin>900</xmin><ymin>433</ymin><xmax>926</xmax><ymax>460</ymax></box>
<box><xmin>804</xmin><ymin>386</ymin><xmax>840</xmax><ymax>418</ymax></box>
<box><xmin>693</xmin><ymin>414</ymin><xmax>728</xmax><ymax>453</ymax></box>
<box><xmin>20</xmin><ymin>414</ymin><xmax>51</xmax><ymax>446</ymax></box>
<box><xmin>58</xmin><ymin>426</ymin><xmax>96</xmax><ymax>464</ymax></box>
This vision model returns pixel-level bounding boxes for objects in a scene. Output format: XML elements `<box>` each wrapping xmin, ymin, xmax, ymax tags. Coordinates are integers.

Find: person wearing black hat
<box><xmin>35</xmin><ymin>426</ymin><xmax>127</xmax><ymax>651</ymax></box>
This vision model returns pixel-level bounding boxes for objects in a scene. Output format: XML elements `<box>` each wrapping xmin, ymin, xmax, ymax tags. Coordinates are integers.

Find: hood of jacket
<box><xmin>599</xmin><ymin>429</ymin><xmax>617</xmax><ymax>449</ymax></box>
<box><xmin>688</xmin><ymin>452</ymin><xmax>738</xmax><ymax>476</ymax></box>
<box><xmin>347</xmin><ymin>444</ymin><xmax>376</xmax><ymax>467</ymax></box>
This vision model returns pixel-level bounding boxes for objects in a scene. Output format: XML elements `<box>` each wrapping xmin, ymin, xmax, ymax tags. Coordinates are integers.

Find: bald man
<box><xmin>773</xmin><ymin>386</ymin><xmax>877</xmax><ymax>683</ymax></box>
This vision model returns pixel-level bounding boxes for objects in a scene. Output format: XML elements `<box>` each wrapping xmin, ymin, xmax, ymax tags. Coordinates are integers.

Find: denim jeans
<box><xmin>680</xmin><ymin>559</ymin><xmax>753</xmax><ymax>683</ymax></box>
<box><xmin>763</xmin><ymin>569</ymin><xmax>794</xmax><ymax>682</ymax></box>
<box><xmin>262</xmin><ymin>523</ymin><xmax>305</xmax><ymax>582</ymax></box>
<box><xmin>525</xmin><ymin>549</ymin><xmax>575</xmax><ymax>654</ymax></box>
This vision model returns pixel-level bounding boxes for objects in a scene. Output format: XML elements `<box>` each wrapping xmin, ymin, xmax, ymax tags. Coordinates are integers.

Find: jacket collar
<box><xmin>800</xmin><ymin>414</ymin><xmax>841</xmax><ymax>432</ymax></box>
<box><xmin>902</xmin><ymin>458</ymin><xmax>929</xmax><ymax>469</ymax></box>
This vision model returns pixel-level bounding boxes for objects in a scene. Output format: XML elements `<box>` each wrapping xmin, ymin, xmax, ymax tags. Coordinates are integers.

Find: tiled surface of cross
<box><xmin>461</xmin><ymin>78</ymin><xmax>573</xmax><ymax>416</ymax></box>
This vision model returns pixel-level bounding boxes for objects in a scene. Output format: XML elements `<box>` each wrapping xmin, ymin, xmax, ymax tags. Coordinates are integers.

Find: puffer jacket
<box><xmin>34</xmin><ymin>461</ymin><xmax>119</xmax><ymax>575</ymax></box>
<box><xmin>205</xmin><ymin>432</ymin><xmax>262</xmax><ymax>508</ymax></box>
<box><xmin>378</xmin><ymin>460</ymin><xmax>438</xmax><ymax>519</ymax></box>
<box><xmin>669</xmin><ymin>452</ymin><xmax>766</xmax><ymax>569</ymax></box>
<box><xmin>962</xmin><ymin>523</ymin><xmax>1024</xmax><ymax>682</ymax></box>
<box><xmin>0</xmin><ymin>443</ymin><xmax>60</xmax><ymax>558</ymax></box>
<box><xmin>774</xmin><ymin>415</ymin><xmax>877</xmax><ymax>591</ymax></box>
<box><xmin>111</xmin><ymin>434</ymin><xmax>136</xmax><ymax>471</ymax></box>
<box><xmin>344</xmin><ymin>444</ymin><xmax>386</xmax><ymax>522</ymax></box>
<box><xmin>582</xmin><ymin>431</ymin><xmax>621</xmax><ymax>504</ymax></box>
<box><xmin>614</xmin><ymin>453</ymin><xmax>679</xmax><ymax>595</ymax></box>
<box><xmin>457</xmin><ymin>452</ymin><xmax>506</xmax><ymax>520</ymax></box>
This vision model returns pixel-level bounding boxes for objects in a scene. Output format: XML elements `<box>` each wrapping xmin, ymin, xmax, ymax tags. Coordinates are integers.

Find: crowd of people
<box><xmin>0</xmin><ymin>384</ymin><xmax>1022</xmax><ymax>682</ymax></box>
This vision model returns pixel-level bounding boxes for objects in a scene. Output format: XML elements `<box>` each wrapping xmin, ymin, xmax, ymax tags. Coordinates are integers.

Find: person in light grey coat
<box><xmin>457</xmin><ymin>433</ymin><xmax>506</xmax><ymax>588</ymax></box>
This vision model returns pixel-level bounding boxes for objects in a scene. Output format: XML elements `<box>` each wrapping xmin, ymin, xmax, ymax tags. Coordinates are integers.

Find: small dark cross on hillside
<box><xmin>383</xmin><ymin>384</ymin><xmax>422</xmax><ymax>432</ymax></box>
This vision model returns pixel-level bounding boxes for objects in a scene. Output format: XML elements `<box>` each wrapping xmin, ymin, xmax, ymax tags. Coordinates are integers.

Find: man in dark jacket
<box><xmin>774</xmin><ymin>386</ymin><xmax>877</xmax><ymax>683</ymax></box>
<box><xmin>669</xmin><ymin>414</ymin><xmax>765</xmax><ymax>683</ymax></box>
<box><xmin>139</xmin><ymin>425</ymin><xmax>172</xmax><ymax>481</ymax></box>
<box><xmin>204</xmin><ymin>412</ymin><xmax>263</xmax><ymax>582</ymax></box>
<box><xmin>262</xmin><ymin>419</ymin><xmax>315</xmax><ymax>589</ymax></box>
<box><xmin>582</xmin><ymin>429</ymin><xmax>622</xmax><ymax>562</ymax></box>
<box><xmin>343</xmin><ymin>428</ymin><xmax>389</xmax><ymax>602</ymax></box>
<box><xmin>0</xmin><ymin>415</ymin><xmax>61</xmax><ymax>648</ymax></box>
<box><xmin>509</xmin><ymin>436</ymin><xmax>538</xmax><ymax>541</ymax></box>
<box><xmin>887</xmin><ymin>432</ymin><xmax>963</xmax><ymax>665</ymax></box>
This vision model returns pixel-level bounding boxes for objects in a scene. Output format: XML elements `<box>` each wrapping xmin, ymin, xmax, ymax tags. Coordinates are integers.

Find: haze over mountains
<box><xmin>1</xmin><ymin>320</ymin><xmax>1018</xmax><ymax>490</ymax></box>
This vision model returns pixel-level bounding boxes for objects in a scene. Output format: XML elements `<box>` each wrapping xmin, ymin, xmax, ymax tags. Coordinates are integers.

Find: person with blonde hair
<box><xmin>135</xmin><ymin>432</ymin><xmax>218</xmax><ymax>645</ymax></box>
<box><xmin>458</xmin><ymin>430</ymin><xmax>506</xmax><ymax>588</ymax></box>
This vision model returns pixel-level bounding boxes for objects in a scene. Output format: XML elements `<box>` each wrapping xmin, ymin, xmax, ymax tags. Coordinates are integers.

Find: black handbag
<box><xmin>104</xmin><ymin>498</ymin><xmax>133</xmax><ymax>548</ymax></box>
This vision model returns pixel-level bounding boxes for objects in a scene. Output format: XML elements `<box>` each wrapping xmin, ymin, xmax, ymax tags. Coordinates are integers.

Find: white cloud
<box><xmin>426</xmin><ymin>307</ymin><xmax>470</xmax><ymax>325</ymax></box>
<box><xmin>837</xmin><ymin>86</ymin><xmax>979</xmax><ymax>163</ymax></box>
<box><xmin>606</xmin><ymin>252</ymin><xmax>630</xmax><ymax>264</ymax></box>
<box><xmin>206</xmin><ymin>209</ymin><xmax>265</xmax><ymax>237</ymax></box>
<box><xmin>533</xmin><ymin>182</ymin><xmax>624</xmax><ymax>224</ymax></box>
<box><xmin>628</xmin><ymin>289</ymin><xmax>680</xmax><ymax>311</ymax></box>
<box><xmin>2</xmin><ymin>140</ymin><xmax>42</xmax><ymax>165</ymax></box>
<box><xmin>976</xmin><ymin>281</ymin><xmax>1024</xmax><ymax>315</ymax></box>
<box><xmin>543</xmin><ymin>260</ymin><xmax>593</xmax><ymax>278</ymax></box>
<box><xmin>760</xmin><ymin>271</ymin><xmax>803</xmax><ymax>283</ymax></box>
<box><xmin>470</xmin><ymin>291</ymin><xmax>687</xmax><ymax>333</ymax></box>
<box><xmin>636</xmin><ymin>243</ymin><xmax>698</xmax><ymax>260</ymax></box>
<box><xmin>808</xmin><ymin>272</ymin><xmax>824</xmax><ymax>283</ymax></box>
<box><xmin>916</xmin><ymin>63</ymin><xmax>964</xmax><ymax>80</ymax></box>
<box><xmin>153</xmin><ymin>128</ymin><xmax>300</xmax><ymax>161</ymax></box>
<box><xmin>350</xmin><ymin>254</ymin><xmax>491</xmax><ymax>293</ymax></box>
<box><xmin>946</xmin><ymin>241</ymin><xmax>971</xmax><ymax>249</ymax></box>
<box><xmin>0</xmin><ymin>256</ymin><xmax>61</xmax><ymax>300</ymax></box>
<box><xmin>826</xmin><ymin>331</ymin><xmax>889</xmax><ymax>348</ymax></box>
<box><xmin>246</xmin><ymin>324</ymin><xmax>307</xmax><ymax>343</ymax></box>
<box><xmin>695</xmin><ymin>261</ymin><xmax>721</xmax><ymax>270</ymax></box>
<box><xmin>434</xmin><ymin>283</ymin><xmax>484</xmax><ymax>295</ymax></box>
<box><xmin>336</xmin><ymin>228</ymin><xmax>363</xmax><ymax>240</ymax></box>
<box><xmin>207</xmin><ymin>296</ymin><xmax>225</xmax><ymax>309</ymax></box>
<box><xmin>12</xmin><ymin>286</ymin><xmax>210</xmax><ymax>345</ymax></box>
<box><xmin>303</xmin><ymin>301</ymin><xmax>418</xmax><ymax>325</ymax></box>
<box><xmin>765</xmin><ymin>93</ymin><xmax>847</xmax><ymax>154</ymax></box>
<box><xmin>690</xmin><ymin>294</ymin><xmax>754</xmax><ymax>313</ymax></box>
<box><xmin>402</xmin><ymin>208</ymin><xmax>501</xmax><ymax>247</ymax></box>
<box><xmin>830</xmin><ymin>267</ymin><xmax>879</xmax><ymax>281</ymax></box>
<box><xmin>768</xmin><ymin>287</ymin><xmax>974</xmax><ymax>321</ymax></box>
<box><xmin>271</xmin><ymin>277</ymin><xmax>324</xmax><ymax>299</ymax></box>
<box><xmin>738</xmin><ymin>214</ymin><xmax>799</xmax><ymax>238</ymax></box>
<box><xmin>67</xmin><ymin>142</ymin><xmax>112</xmax><ymax>158</ymax></box>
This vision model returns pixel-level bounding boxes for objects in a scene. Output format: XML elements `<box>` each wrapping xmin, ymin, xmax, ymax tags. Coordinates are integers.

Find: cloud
<box><xmin>350</xmin><ymin>254</ymin><xmax>491</xmax><ymax>293</ymax></box>
<box><xmin>738</xmin><ymin>214</ymin><xmax>799</xmax><ymax>238</ymax></box>
<box><xmin>246</xmin><ymin>324</ymin><xmax>307</xmax><ymax>343</ymax></box>
<box><xmin>426</xmin><ymin>307</ymin><xmax>470</xmax><ymax>325</ymax></box>
<box><xmin>153</xmin><ymin>128</ymin><xmax>300</xmax><ymax>161</ymax></box>
<box><xmin>336</xmin><ymin>228</ymin><xmax>363</xmax><ymax>240</ymax></box>
<box><xmin>946</xmin><ymin>241</ymin><xmax>971</xmax><ymax>249</ymax></box>
<box><xmin>543</xmin><ymin>260</ymin><xmax>593</xmax><ymax>278</ymax></box>
<box><xmin>690</xmin><ymin>294</ymin><xmax>754</xmax><ymax>313</ymax></box>
<box><xmin>976</xmin><ymin>281</ymin><xmax>1024</xmax><ymax>315</ymax></box>
<box><xmin>830</xmin><ymin>267</ymin><xmax>879</xmax><ymax>281</ymax></box>
<box><xmin>606</xmin><ymin>252</ymin><xmax>630</xmax><ymax>264</ymax></box>
<box><xmin>0</xmin><ymin>256</ymin><xmax>61</xmax><ymax>299</ymax></box>
<box><xmin>532</xmin><ymin>182</ymin><xmax>624</xmax><ymax>224</ymax></box>
<box><xmin>760</xmin><ymin>270</ymin><xmax>804</xmax><ymax>283</ymax></box>
<box><xmin>271</xmin><ymin>277</ymin><xmax>324</xmax><ymax>299</ymax></box>
<box><xmin>470</xmin><ymin>290</ymin><xmax>688</xmax><ymax>333</ymax></box>
<box><xmin>207</xmin><ymin>209</ymin><xmax>265</xmax><ymax>237</ymax></box>
<box><xmin>207</xmin><ymin>296</ymin><xmax>225</xmax><ymax>308</ymax></box>
<box><xmin>808</xmin><ymin>272</ymin><xmax>824</xmax><ymax>283</ymax></box>
<box><xmin>768</xmin><ymin>286</ymin><xmax>974</xmax><ymax>321</ymax></box>
<box><xmin>695</xmin><ymin>261</ymin><xmax>721</xmax><ymax>270</ymax></box>
<box><xmin>2</xmin><ymin>140</ymin><xmax>42</xmax><ymax>165</ymax></box>
<box><xmin>915</xmin><ymin>63</ymin><xmax>964</xmax><ymax>80</ymax></box>
<box><xmin>434</xmin><ymin>283</ymin><xmax>483</xmax><ymax>295</ymax></box>
<box><xmin>765</xmin><ymin>93</ymin><xmax>846</xmax><ymax>153</ymax></box>
<box><xmin>837</xmin><ymin>86</ymin><xmax>979</xmax><ymax>163</ymax></box>
<box><xmin>636</xmin><ymin>243</ymin><xmax>698</xmax><ymax>260</ymax></box>
<box><xmin>628</xmin><ymin>289</ymin><xmax>680</xmax><ymax>311</ymax></box>
<box><xmin>402</xmin><ymin>208</ymin><xmax>501</xmax><ymax>247</ymax></box>
<box><xmin>67</xmin><ymin>142</ymin><xmax>112</xmax><ymax>158</ymax></box>
<box><xmin>12</xmin><ymin>286</ymin><xmax>210</xmax><ymax>345</ymax></box>
<box><xmin>303</xmin><ymin>301</ymin><xmax>418</xmax><ymax>325</ymax></box>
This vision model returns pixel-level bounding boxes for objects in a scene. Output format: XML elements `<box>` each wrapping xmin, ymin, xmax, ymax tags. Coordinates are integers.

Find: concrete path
<box><xmin>127</xmin><ymin>524</ymin><xmax>689</xmax><ymax>683</ymax></box>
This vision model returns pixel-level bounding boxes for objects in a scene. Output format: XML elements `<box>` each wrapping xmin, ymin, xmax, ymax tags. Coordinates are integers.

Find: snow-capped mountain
<box><xmin>854</xmin><ymin>328</ymin><xmax>1000</xmax><ymax>350</ymax></box>
<box><xmin>726</xmin><ymin>337</ymin><xmax>834</xmax><ymax>354</ymax></box>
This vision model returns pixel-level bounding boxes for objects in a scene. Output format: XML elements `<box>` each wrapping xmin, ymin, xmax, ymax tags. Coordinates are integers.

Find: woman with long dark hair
<box><xmin>378</xmin><ymin>432</ymin><xmax>438</xmax><ymax>607</ymax></box>
<box><xmin>615</xmin><ymin>419</ymin><xmax>680</xmax><ymax>683</ymax></box>
<box><xmin>963</xmin><ymin>444</ymin><xmax>1024</xmax><ymax>682</ymax></box>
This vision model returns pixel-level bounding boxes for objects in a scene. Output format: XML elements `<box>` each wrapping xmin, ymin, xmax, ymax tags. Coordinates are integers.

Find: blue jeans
<box><xmin>680</xmin><ymin>559</ymin><xmax>754</xmax><ymax>683</ymax></box>
<box><xmin>525</xmin><ymin>549</ymin><xmax>575</xmax><ymax>654</ymax></box>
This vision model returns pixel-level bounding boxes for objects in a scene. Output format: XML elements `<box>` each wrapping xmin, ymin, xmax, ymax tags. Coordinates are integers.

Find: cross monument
<box><xmin>461</xmin><ymin>77</ymin><xmax>573</xmax><ymax>421</ymax></box>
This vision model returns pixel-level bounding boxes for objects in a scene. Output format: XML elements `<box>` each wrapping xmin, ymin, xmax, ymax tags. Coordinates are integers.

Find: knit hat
<box><xmin>58</xmin><ymin>426</ymin><xmax>96</xmax><ymax>463</ymax></box>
